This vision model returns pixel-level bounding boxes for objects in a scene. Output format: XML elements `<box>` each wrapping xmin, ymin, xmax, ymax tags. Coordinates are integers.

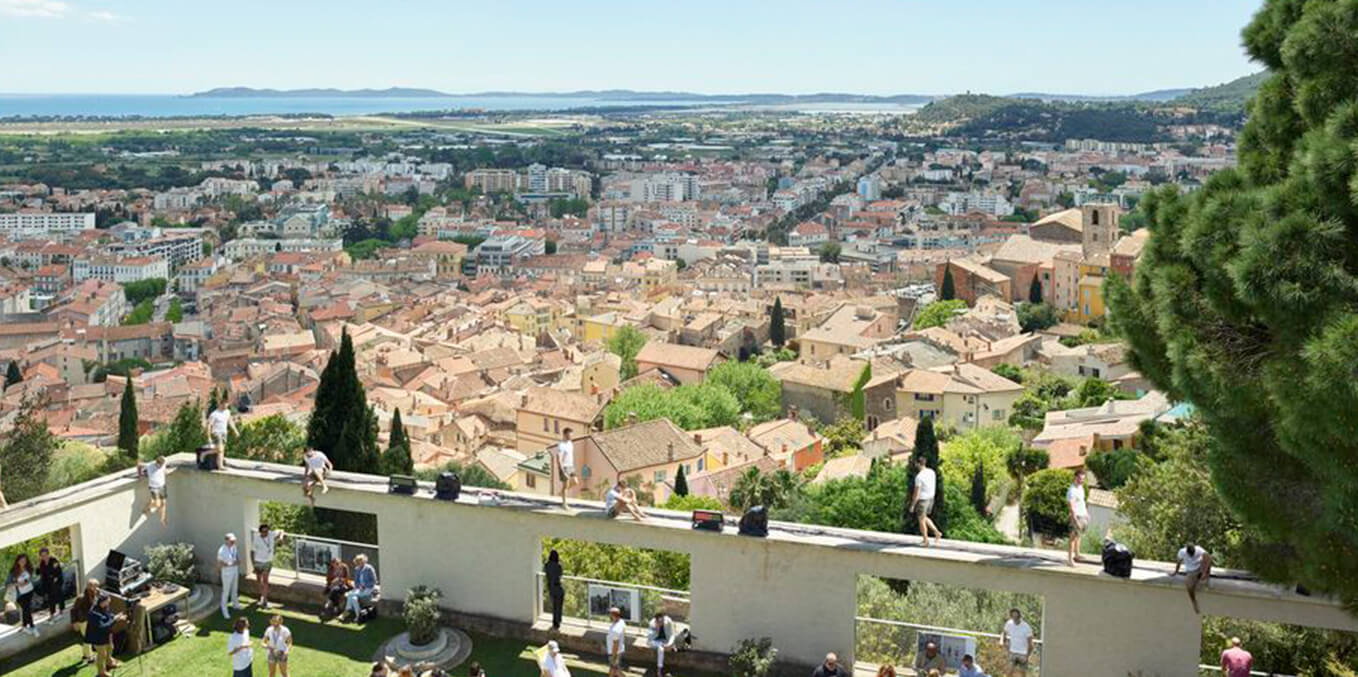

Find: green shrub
<box><xmin>730</xmin><ymin>637</ymin><xmax>777</xmax><ymax>677</ymax></box>
<box><xmin>402</xmin><ymin>585</ymin><xmax>443</xmax><ymax>646</ymax></box>
<box><xmin>145</xmin><ymin>543</ymin><xmax>197</xmax><ymax>586</ymax></box>
<box><xmin>1085</xmin><ymin>447</ymin><xmax>1146</xmax><ymax>489</ymax></box>
<box><xmin>1022</xmin><ymin>468</ymin><xmax>1076</xmax><ymax>538</ymax></box>
<box><xmin>660</xmin><ymin>494</ymin><xmax>724</xmax><ymax>512</ymax></box>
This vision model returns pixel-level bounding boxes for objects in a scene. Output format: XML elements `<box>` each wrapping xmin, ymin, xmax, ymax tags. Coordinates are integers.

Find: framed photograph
<box><xmin>293</xmin><ymin>537</ymin><xmax>342</xmax><ymax>575</ymax></box>
<box><xmin>587</xmin><ymin>583</ymin><xmax>641</xmax><ymax>622</ymax></box>
<box><xmin>916</xmin><ymin>632</ymin><xmax>977</xmax><ymax>671</ymax></box>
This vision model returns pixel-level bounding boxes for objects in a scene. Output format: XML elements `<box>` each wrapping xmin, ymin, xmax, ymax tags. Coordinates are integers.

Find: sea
<box><xmin>0</xmin><ymin>94</ymin><xmax>923</xmax><ymax>118</ymax></box>
<box><xmin>0</xmin><ymin>94</ymin><xmax>714</xmax><ymax>118</ymax></box>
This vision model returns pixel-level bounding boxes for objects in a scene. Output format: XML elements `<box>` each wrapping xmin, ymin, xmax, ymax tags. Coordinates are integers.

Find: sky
<box><xmin>0</xmin><ymin>0</ymin><xmax>1262</xmax><ymax>96</ymax></box>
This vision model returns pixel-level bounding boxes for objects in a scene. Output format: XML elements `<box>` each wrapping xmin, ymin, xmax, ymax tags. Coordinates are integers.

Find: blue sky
<box><xmin>0</xmin><ymin>0</ymin><xmax>1261</xmax><ymax>95</ymax></box>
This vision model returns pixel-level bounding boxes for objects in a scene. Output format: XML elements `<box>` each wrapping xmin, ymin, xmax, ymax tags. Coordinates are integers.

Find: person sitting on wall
<box><xmin>604</xmin><ymin>478</ymin><xmax>646</xmax><ymax>521</ymax></box>
<box><xmin>646</xmin><ymin>611</ymin><xmax>677</xmax><ymax>676</ymax></box>
<box><xmin>301</xmin><ymin>448</ymin><xmax>333</xmax><ymax>508</ymax></box>
<box><xmin>323</xmin><ymin>557</ymin><xmax>352</xmax><ymax>619</ymax></box>
<box><xmin>342</xmin><ymin>554</ymin><xmax>377</xmax><ymax>622</ymax></box>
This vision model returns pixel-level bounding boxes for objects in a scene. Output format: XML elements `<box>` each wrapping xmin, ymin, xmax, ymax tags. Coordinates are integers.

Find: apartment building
<box><xmin>72</xmin><ymin>255</ymin><xmax>171</xmax><ymax>284</ymax></box>
<box><xmin>0</xmin><ymin>212</ymin><xmax>96</xmax><ymax>238</ymax></box>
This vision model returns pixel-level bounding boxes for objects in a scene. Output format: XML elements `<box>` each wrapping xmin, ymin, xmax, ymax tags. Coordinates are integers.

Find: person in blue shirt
<box><xmin>957</xmin><ymin>654</ymin><xmax>988</xmax><ymax>677</ymax></box>
<box><xmin>343</xmin><ymin>554</ymin><xmax>378</xmax><ymax>622</ymax></box>
<box><xmin>84</xmin><ymin>594</ymin><xmax>126</xmax><ymax>677</ymax></box>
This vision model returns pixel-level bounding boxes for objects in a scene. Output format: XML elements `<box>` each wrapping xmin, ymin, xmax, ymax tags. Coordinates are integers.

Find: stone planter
<box><xmin>375</xmin><ymin>627</ymin><xmax>473</xmax><ymax>670</ymax></box>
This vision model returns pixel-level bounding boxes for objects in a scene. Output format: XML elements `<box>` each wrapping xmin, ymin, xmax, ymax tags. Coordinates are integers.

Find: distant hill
<box><xmin>192</xmin><ymin>87</ymin><xmax>453</xmax><ymax>98</ymax></box>
<box><xmin>1006</xmin><ymin>88</ymin><xmax>1192</xmax><ymax>103</ymax></box>
<box><xmin>1170</xmin><ymin>71</ymin><xmax>1268</xmax><ymax>112</ymax></box>
<box><xmin>913</xmin><ymin>94</ymin><xmax>1171</xmax><ymax>143</ymax></box>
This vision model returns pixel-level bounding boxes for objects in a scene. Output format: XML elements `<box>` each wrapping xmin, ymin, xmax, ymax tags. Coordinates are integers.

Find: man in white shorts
<box><xmin>554</xmin><ymin>428</ymin><xmax>577</xmax><ymax>509</ymax></box>
<box><xmin>139</xmin><ymin>456</ymin><xmax>169</xmax><ymax>526</ymax></box>
<box><xmin>207</xmin><ymin>401</ymin><xmax>238</xmax><ymax>470</ymax></box>
<box><xmin>1066</xmin><ymin>468</ymin><xmax>1089</xmax><ymax>566</ymax></box>
<box><xmin>302</xmin><ymin>448</ymin><xmax>333</xmax><ymax>507</ymax></box>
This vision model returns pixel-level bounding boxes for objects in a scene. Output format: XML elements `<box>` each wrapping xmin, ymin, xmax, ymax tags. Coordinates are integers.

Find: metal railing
<box><xmin>855</xmin><ymin>615</ymin><xmax>1043</xmax><ymax>675</ymax></box>
<box><xmin>1198</xmin><ymin>666</ymin><xmax>1288</xmax><ymax>677</ymax></box>
<box><xmin>534</xmin><ymin>572</ymin><xmax>690</xmax><ymax>634</ymax></box>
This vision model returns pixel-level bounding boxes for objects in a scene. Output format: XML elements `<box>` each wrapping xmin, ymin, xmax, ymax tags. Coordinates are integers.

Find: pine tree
<box><xmin>1105</xmin><ymin>0</ymin><xmax>1358</xmax><ymax>607</ymax></box>
<box><xmin>0</xmin><ymin>394</ymin><xmax>57</xmax><ymax>502</ymax></box>
<box><xmin>1028</xmin><ymin>275</ymin><xmax>1043</xmax><ymax>304</ymax></box>
<box><xmin>769</xmin><ymin>297</ymin><xmax>786</xmax><ymax>348</ymax></box>
<box><xmin>379</xmin><ymin>408</ymin><xmax>414</xmax><ymax>476</ymax></box>
<box><xmin>117</xmin><ymin>383</ymin><xmax>139</xmax><ymax>461</ymax></box>
<box><xmin>4</xmin><ymin>361</ymin><xmax>21</xmax><ymax>389</ymax></box>
<box><xmin>940</xmin><ymin>265</ymin><xmax>956</xmax><ymax>301</ymax></box>
<box><xmin>674</xmin><ymin>464</ymin><xmax>689</xmax><ymax>497</ymax></box>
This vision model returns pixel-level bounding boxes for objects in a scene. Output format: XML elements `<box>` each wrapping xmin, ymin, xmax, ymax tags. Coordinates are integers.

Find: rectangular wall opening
<box><xmin>538</xmin><ymin>537</ymin><xmax>691</xmax><ymax>632</ymax></box>
<box><xmin>257</xmin><ymin>501</ymin><xmax>379</xmax><ymax>580</ymax></box>
<box><xmin>856</xmin><ymin>574</ymin><xmax>1045</xmax><ymax>675</ymax></box>
<box><xmin>1200</xmin><ymin>616</ymin><xmax>1358</xmax><ymax>676</ymax></box>
<box><xmin>1</xmin><ymin>527</ymin><xmax>80</xmax><ymax>633</ymax></box>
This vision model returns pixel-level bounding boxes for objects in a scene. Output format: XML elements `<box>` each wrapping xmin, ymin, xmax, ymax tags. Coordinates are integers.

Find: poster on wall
<box><xmin>915</xmin><ymin>632</ymin><xmax>977</xmax><ymax>671</ymax></box>
<box><xmin>587</xmin><ymin>583</ymin><xmax>641</xmax><ymax>622</ymax></box>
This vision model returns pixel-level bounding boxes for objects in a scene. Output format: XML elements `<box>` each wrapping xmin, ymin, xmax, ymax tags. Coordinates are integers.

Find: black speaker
<box><xmin>196</xmin><ymin>445</ymin><xmax>218</xmax><ymax>470</ymax></box>
<box><xmin>691</xmin><ymin>509</ymin><xmax>723</xmax><ymax>532</ymax></box>
<box><xmin>388</xmin><ymin>475</ymin><xmax>417</xmax><ymax>495</ymax></box>
<box><xmin>738</xmin><ymin>506</ymin><xmax>769</xmax><ymax>537</ymax></box>
<box><xmin>435</xmin><ymin>471</ymin><xmax>461</xmax><ymax>501</ymax></box>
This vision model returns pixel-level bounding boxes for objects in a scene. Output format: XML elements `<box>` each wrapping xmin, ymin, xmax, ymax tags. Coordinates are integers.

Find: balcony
<box><xmin>2</xmin><ymin>455</ymin><xmax>1355</xmax><ymax>675</ymax></box>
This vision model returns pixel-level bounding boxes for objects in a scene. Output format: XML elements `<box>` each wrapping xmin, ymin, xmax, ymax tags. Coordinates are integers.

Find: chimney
<box><xmin>667</xmin><ymin>441</ymin><xmax>675</xmax><ymax>462</ymax></box>
<box><xmin>595</xmin><ymin>391</ymin><xmax>603</xmax><ymax>404</ymax></box>
<box><xmin>781</xmin><ymin>443</ymin><xmax>789</xmax><ymax>456</ymax></box>
<box><xmin>590</xmin><ymin>382</ymin><xmax>599</xmax><ymax>395</ymax></box>
<box><xmin>722</xmin><ymin>451</ymin><xmax>729</xmax><ymax>465</ymax></box>
<box><xmin>692</xmin><ymin>433</ymin><xmax>703</xmax><ymax>445</ymax></box>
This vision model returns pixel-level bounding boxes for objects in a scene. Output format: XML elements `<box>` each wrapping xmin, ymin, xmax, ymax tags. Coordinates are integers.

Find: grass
<box><xmin>0</xmin><ymin>596</ymin><xmax>699</xmax><ymax>677</ymax></box>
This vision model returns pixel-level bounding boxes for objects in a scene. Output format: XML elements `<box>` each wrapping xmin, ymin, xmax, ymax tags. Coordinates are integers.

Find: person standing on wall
<box><xmin>908</xmin><ymin>455</ymin><xmax>943</xmax><ymax>547</ymax></box>
<box><xmin>139</xmin><ymin>455</ymin><xmax>169</xmax><ymax>526</ymax></box>
<box><xmin>207</xmin><ymin>400</ymin><xmax>238</xmax><ymax>470</ymax></box>
<box><xmin>37</xmin><ymin>546</ymin><xmax>64</xmax><ymax>622</ymax></box>
<box><xmin>219</xmin><ymin>532</ymin><xmax>242</xmax><ymax>619</ymax></box>
<box><xmin>1001</xmin><ymin>608</ymin><xmax>1035</xmax><ymax>677</ymax></box>
<box><xmin>263</xmin><ymin>614</ymin><xmax>293</xmax><ymax>677</ymax></box>
<box><xmin>1066</xmin><ymin>468</ymin><xmax>1089</xmax><ymax>567</ymax></box>
<box><xmin>544</xmin><ymin>549</ymin><xmax>565</xmax><ymax>631</ymax></box>
<box><xmin>251</xmin><ymin>524</ymin><xmax>286</xmax><ymax>609</ymax></box>
<box><xmin>606</xmin><ymin>607</ymin><xmax>627</xmax><ymax>677</ymax></box>
<box><xmin>227</xmin><ymin>616</ymin><xmax>255</xmax><ymax>677</ymax></box>
<box><xmin>70</xmin><ymin>579</ymin><xmax>100</xmax><ymax>665</ymax></box>
<box><xmin>1174</xmin><ymin>543</ymin><xmax>1213</xmax><ymax>614</ymax></box>
<box><xmin>7</xmin><ymin>553</ymin><xmax>38</xmax><ymax>636</ymax></box>
<box><xmin>84</xmin><ymin>593</ymin><xmax>126</xmax><ymax>677</ymax></box>
<box><xmin>554</xmin><ymin>428</ymin><xmax>577</xmax><ymax>509</ymax></box>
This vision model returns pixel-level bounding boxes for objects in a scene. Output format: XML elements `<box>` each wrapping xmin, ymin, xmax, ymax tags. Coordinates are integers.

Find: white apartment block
<box><xmin>106</xmin><ymin>233</ymin><xmax>204</xmax><ymax>270</ymax></box>
<box><xmin>153</xmin><ymin>188</ymin><xmax>201</xmax><ymax>210</ymax></box>
<box><xmin>941</xmin><ymin>191</ymin><xmax>1015</xmax><ymax>217</ymax></box>
<box><xmin>0</xmin><ymin>212</ymin><xmax>96</xmax><ymax>238</ymax></box>
<box><xmin>464</xmin><ymin>169</ymin><xmax>520</xmax><ymax>194</ymax></box>
<box><xmin>222</xmin><ymin>237</ymin><xmax>344</xmax><ymax>261</ymax></box>
<box><xmin>73</xmin><ymin>256</ymin><xmax>171</xmax><ymax>284</ymax></box>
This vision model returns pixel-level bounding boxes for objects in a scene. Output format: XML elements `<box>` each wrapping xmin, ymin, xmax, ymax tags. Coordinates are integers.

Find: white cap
<box><xmin>225</xmin><ymin>532</ymin><xmax>236</xmax><ymax>541</ymax></box>
<box><xmin>546</xmin><ymin>641</ymin><xmax>559</xmax><ymax>652</ymax></box>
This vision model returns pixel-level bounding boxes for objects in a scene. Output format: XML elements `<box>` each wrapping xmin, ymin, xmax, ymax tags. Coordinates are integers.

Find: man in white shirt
<box><xmin>605</xmin><ymin>607</ymin><xmax>627</xmax><ymax>677</ymax></box>
<box><xmin>139</xmin><ymin>456</ymin><xmax>169</xmax><ymax>526</ymax></box>
<box><xmin>1066</xmin><ymin>469</ymin><xmax>1089</xmax><ymax>566</ymax></box>
<box><xmin>251</xmin><ymin>524</ymin><xmax>286</xmax><ymax>609</ymax></box>
<box><xmin>1001</xmin><ymin>608</ymin><xmax>1035</xmax><ymax>677</ymax></box>
<box><xmin>554</xmin><ymin>428</ymin><xmax>577</xmax><ymax>509</ymax></box>
<box><xmin>1174</xmin><ymin>543</ymin><xmax>1213</xmax><ymax>614</ymax></box>
<box><xmin>539</xmin><ymin>640</ymin><xmax>571</xmax><ymax>677</ymax></box>
<box><xmin>302</xmin><ymin>449</ymin><xmax>333</xmax><ymax>507</ymax></box>
<box><xmin>207</xmin><ymin>402</ymin><xmax>238</xmax><ymax>470</ymax></box>
<box><xmin>218</xmin><ymin>532</ymin><xmax>241</xmax><ymax>619</ymax></box>
<box><xmin>604</xmin><ymin>478</ymin><xmax>646</xmax><ymax>521</ymax></box>
<box><xmin>226</xmin><ymin>617</ymin><xmax>254</xmax><ymax>677</ymax></box>
<box><xmin>262</xmin><ymin>614</ymin><xmax>292</xmax><ymax>677</ymax></box>
<box><xmin>908</xmin><ymin>455</ymin><xmax>943</xmax><ymax>547</ymax></box>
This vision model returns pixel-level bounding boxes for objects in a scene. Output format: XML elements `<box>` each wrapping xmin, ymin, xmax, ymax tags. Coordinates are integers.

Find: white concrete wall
<box><xmin>4</xmin><ymin>457</ymin><xmax>1357</xmax><ymax>676</ymax></box>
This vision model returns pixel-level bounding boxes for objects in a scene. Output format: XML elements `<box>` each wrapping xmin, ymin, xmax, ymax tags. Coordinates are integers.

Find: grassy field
<box><xmin>0</xmin><ymin>596</ymin><xmax>637</xmax><ymax>677</ymax></box>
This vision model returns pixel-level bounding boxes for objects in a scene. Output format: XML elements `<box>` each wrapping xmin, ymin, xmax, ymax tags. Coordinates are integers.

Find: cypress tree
<box><xmin>379</xmin><ymin>408</ymin><xmax>414</xmax><ymax>476</ymax></box>
<box><xmin>1106</xmin><ymin>0</ymin><xmax>1358</xmax><ymax>606</ymax></box>
<box><xmin>674</xmin><ymin>464</ymin><xmax>689</xmax><ymax>497</ymax></box>
<box><xmin>940</xmin><ymin>265</ymin><xmax>956</xmax><ymax>301</ymax></box>
<box><xmin>117</xmin><ymin>383</ymin><xmax>139</xmax><ymax>461</ymax></box>
<box><xmin>1028</xmin><ymin>275</ymin><xmax>1043</xmax><ymax>304</ymax></box>
<box><xmin>4</xmin><ymin>361</ymin><xmax>21</xmax><ymax>388</ymax></box>
<box><xmin>770</xmin><ymin>297</ymin><xmax>786</xmax><ymax>348</ymax></box>
<box><xmin>970</xmin><ymin>461</ymin><xmax>988</xmax><ymax>517</ymax></box>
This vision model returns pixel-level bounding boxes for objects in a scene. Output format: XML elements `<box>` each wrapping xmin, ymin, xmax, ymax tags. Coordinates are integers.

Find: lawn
<box><xmin>0</xmin><ymin>596</ymin><xmax>683</xmax><ymax>677</ymax></box>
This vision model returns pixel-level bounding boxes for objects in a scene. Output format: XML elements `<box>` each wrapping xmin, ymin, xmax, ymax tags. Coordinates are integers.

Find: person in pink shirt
<box><xmin>1220</xmin><ymin>637</ymin><xmax>1253</xmax><ymax>677</ymax></box>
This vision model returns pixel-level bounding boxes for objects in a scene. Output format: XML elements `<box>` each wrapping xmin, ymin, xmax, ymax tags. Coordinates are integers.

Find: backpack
<box><xmin>1102</xmin><ymin>540</ymin><xmax>1134</xmax><ymax>578</ymax></box>
<box><xmin>738</xmin><ymin>506</ymin><xmax>769</xmax><ymax>537</ymax></box>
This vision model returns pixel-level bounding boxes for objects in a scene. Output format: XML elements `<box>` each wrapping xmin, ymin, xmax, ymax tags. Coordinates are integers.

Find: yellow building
<box><xmin>580</xmin><ymin>311</ymin><xmax>628</xmax><ymax>344</ymax></box>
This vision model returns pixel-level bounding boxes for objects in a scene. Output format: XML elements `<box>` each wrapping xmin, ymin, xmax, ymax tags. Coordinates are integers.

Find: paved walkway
<box><xmin>996</xmin><ymin>503</ymin><xmax>1021</xmax><ymax>542</ymax></box>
